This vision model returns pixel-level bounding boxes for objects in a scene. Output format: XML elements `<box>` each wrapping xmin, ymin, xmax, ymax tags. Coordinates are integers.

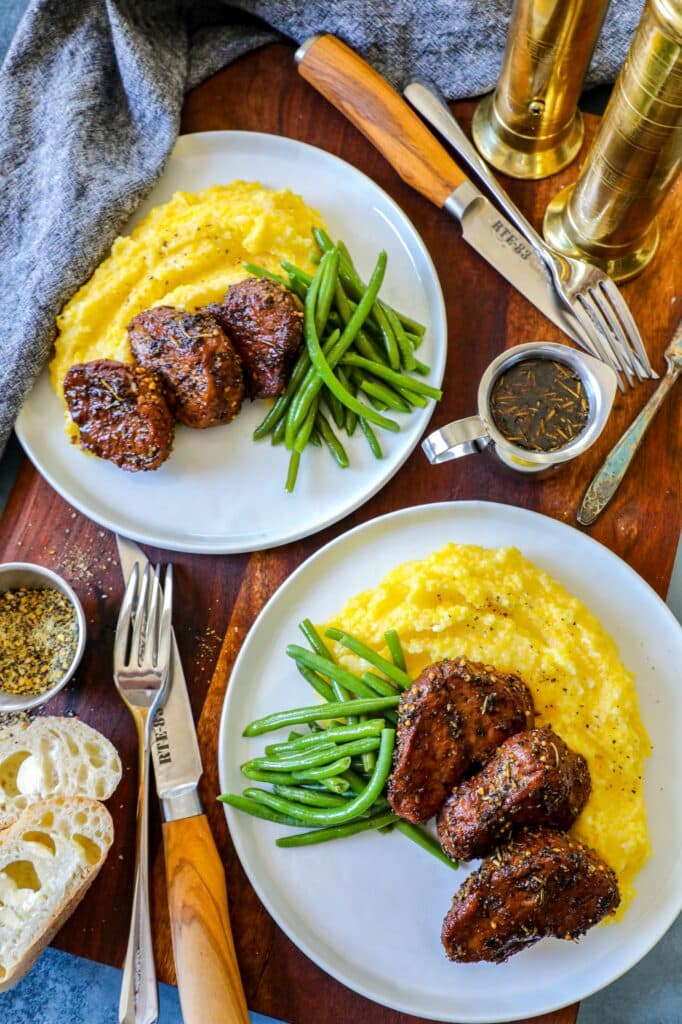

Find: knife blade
<box><xmin>117</xmin><ymin>535</ymin><xmax>203</xmax><ymax>820</ymax></box>
<box><xmin>295</xmin><ymin>34</ymin><xmax>595</xmax><ymax>351</ymax></box>
<box><xmin>116</xmin><ymin>535</ymin><xmax>250</xmax><ymax>1024</ymax></box>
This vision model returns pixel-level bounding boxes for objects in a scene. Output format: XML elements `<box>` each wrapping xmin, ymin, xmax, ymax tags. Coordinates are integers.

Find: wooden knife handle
<box><xmin>163</xmin><ymin>814</ymin><xmax>249</xmax><ymax>1024</ymax></box>
<box><xmin>296</xmin><ymin>34</ymin><xmax>467</xmax><ymax>208</ymax></box>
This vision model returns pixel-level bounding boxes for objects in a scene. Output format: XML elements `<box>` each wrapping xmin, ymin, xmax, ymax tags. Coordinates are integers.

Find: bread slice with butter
<box><xmin>0</xmin><ymin>718</ymin><xmax>122</xmax><ymax>829</ymax></box>
<box><xmin>0</xmin><ymin>796</ymin><xmax>113</xmax><ymax>991</ymax></box>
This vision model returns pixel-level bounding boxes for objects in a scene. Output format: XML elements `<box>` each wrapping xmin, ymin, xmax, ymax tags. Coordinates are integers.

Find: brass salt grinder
<box><xmin>473</xmin><ymin>0</ymin><xmax>612</xmax><ymax>179</ymax></box>
<box><xmin>544</xmin><ymin>0</ymin><xmax>682</xmax><ymax>281</ymax></box>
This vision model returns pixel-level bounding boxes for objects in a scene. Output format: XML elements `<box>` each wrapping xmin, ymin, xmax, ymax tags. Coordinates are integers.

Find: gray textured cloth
<box><xmin>0</xmin><ymin>0</ymin><xmax>644</xmax><ymax>456</ymax></box>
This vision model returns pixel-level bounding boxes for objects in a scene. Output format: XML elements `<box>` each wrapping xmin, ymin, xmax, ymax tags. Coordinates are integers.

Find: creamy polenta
<box><xmin>51</xmin><ymin>181</ymin><xmax>323</xmax><ymax>422</ymax></box>
<box><xmin>322</xmin><ymin>543</ymin><xmax>651</xmax><ymax>915</ymax></box>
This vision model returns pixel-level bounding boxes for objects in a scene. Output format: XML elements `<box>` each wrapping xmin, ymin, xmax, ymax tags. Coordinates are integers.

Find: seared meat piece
<box><xmin>441</xmin><ymin>826</ymin><xmax>619</xmax><ymax>963</ymax></box>
<box><xmin>207</xmin><ymin>277</ymin><xmax>303</xmax><ymax>398</ymax></box>
<box><xmin>387</xmin><ymin>658</ymin><xmax>535</xmax><ymax>824</ymax></box>
<box><xmin>64</xmin><ymin>359</ymin><xmax>173</xmax><ymax>472</ymax></box>
<box><xmin>437</xmin><ymin>727</ymin><xmax>591</xmax><ymax>861</ymax></box>
<box><xmin>128</xmin><ymin>306</ymin><xmax>244</xmax><ymax>429</ymax></box>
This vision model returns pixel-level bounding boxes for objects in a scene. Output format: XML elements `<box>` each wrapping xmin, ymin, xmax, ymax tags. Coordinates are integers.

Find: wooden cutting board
<box><xmin>1</xmin><ymin>42</ymin><xmax>679</xmax><ymax>1024</ymax></box>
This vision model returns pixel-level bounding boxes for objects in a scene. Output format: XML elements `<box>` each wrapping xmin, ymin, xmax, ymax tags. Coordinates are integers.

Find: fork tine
<box><xmin>573</xmin><ymin>299</ymin><xmax>627</xmax><ymax>392</ymax></box>
<box><xmin>142</xmin><ymin>565</ymin><xmax>163</xmax><ymax>668</ymax></box>
<box><xmin>598</xmin><ymin>278</ymin><xmax>657</xmax><ymax>379</ymax></box>
<box><xmin>157</xmin><ymin>565</ymin><xmax>173</xmax><ymax>674</ymax></box>
<box><xmin>130</xmin><ymin>563</ymin><xmax>152</xmax><ymax>667</ymax></box>
<box><xmin>590</xmin><ymin>286</ymin><xmax>642</xmax><ymax>381</ymax></box>
<box><xmin>582</xmin><ymin>292</ymin><xmax>637</xmax><ymax>387</ymax></box>
<box><xmin>114</xmin><ymin>564</ymin><xmax>140</xmax><ymax>668</ymax></box>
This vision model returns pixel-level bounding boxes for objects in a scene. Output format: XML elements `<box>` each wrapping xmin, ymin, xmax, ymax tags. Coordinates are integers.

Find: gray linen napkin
<box><xmin>0</xmin><ymin>0</ymin><xmax>643</xmax><ymax>455</ymax></box>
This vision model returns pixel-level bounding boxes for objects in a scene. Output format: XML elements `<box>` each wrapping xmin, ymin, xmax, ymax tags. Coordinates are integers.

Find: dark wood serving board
<box><xmin>1</xmin><ymin>42</ymin><xmax>679</xmax><ymax>1024</ymax></box>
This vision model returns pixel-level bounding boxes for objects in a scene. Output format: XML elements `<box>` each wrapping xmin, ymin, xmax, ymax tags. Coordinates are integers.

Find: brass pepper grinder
<box><xmin>544</xmin><ymin>0</ymin><xmax>682</xmax><ymax>281</ymax></box>
<box><xmin>473</xmin><ymin>0</ymin><xmax>612</xmax><ymax>179</ymax></box>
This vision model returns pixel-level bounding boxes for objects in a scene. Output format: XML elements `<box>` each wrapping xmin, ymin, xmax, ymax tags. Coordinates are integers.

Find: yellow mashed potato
<box><xmin>322</xmin><ymin>543</ymin><xmax>651</xmax><ymax>916</ymax></box>
<box><xmin>50</xmin><ymin>180</ymin><xmax>323</xmax><ymax>426</ymax></box>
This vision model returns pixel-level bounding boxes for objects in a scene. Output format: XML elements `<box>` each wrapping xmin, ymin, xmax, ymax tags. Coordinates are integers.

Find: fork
<box><xmin>114</xmin><ymin>562</ymin><xmax>173</xmax><ymax>1024</ymax></box>
<box><xmin>404</xmin><ymin>81</ymin><xmax>657</xmax><ymax>388</ymax></box>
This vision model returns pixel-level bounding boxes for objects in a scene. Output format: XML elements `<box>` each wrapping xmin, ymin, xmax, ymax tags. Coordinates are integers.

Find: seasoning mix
<box><xmin>490</xmin><ymin>358</ymin><xmax>589</xmax><ymax>452</ymax></box>
<box><xmin>0</xmin><ymin>586</ymin><xmax>79</xmax><ymax>696</ymax></box>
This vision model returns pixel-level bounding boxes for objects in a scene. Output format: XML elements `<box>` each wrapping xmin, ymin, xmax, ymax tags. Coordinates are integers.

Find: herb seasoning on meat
<box><xmin>490</xmin><ymin>358</ymin><xmax>589</xmax><ymax>452</ymax></box>
<box><xmin>0</xmin><ymin>586</ymin><xmax>79</xmax><ymax>696</ymax></box>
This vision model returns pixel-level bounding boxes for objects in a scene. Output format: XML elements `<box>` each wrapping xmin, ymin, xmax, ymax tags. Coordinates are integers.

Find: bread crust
<box><xmin>0</xmin><ymin>796</ymin><xmax>114</xmax><ymax>992</ymax></box>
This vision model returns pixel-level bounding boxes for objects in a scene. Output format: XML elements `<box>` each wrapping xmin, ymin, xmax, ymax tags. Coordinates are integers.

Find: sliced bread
<box><xmin>0</xmin><ymin>796</ymin><xmax>114</xmax><ymax>991</ymax></box>
<box><xmin>0</xmin><ymin>718</ymin><xmax>122</xmax><ymax>829</ymax></box>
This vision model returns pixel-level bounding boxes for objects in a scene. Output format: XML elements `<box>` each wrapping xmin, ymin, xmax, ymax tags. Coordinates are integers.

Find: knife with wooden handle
<box><xmin>116</xmin><ymin>535</ymin><xmax>249</xmax><ymax>1024</ymax></box>
<box><xmin>295</xmin><ymin>33</ymin><xmax>597</xmax><ymax>353</ymax></box>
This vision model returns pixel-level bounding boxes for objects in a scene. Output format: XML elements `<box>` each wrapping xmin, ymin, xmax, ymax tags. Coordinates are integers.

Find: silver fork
<box><xmin>114</xmin><ymin>562</ymin><xmax>173</xmax><ymax>1024</ymax></box>
<box><xmin>404</xmin><ymin>82</ymin><xmax>657</xmax><ymax>388</ymax></box>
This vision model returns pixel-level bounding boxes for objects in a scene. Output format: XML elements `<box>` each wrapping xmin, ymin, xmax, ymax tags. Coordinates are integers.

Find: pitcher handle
<box><xmin>422</xmin><ymin>416</ymin><xmax>491</xmax><ymax>463</ymax></box>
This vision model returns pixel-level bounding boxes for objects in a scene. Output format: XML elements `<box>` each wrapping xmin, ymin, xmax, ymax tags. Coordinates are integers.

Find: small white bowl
<box><xmin>0</xmin><ymin>563</ymin><xmax>87</xmax><ymax>713</ymax></box>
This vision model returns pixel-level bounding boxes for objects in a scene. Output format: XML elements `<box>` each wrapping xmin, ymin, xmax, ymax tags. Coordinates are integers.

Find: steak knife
<box><xmin>295</xmin><ymin>34</ymin><xmax>595</xmax><ymax>352</ymax></box>
<box><xmin>116</xmin><ymin>535</ymin><xmax>249</xmax><ymax>1024</ymax></box>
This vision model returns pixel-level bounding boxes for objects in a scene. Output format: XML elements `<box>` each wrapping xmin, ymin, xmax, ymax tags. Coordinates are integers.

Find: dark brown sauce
<box><xmin>490</xmin><ymin>358</ymin><xmax>589</xmax><ymax>452</ymax></box>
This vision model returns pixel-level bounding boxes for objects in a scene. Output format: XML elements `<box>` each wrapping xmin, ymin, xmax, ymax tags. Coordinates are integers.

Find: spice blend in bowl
<box><xmin>0</xmin><ymin>563</ymin><xmax>86</xmax><ymax>712</ymax></box>
<box><xmin>0</xmin><ymin>587</ymin><xmax>79</xmax><ymax>696</ymax></box>
<box><xmin>490</xmin><ymin>358</ymin><xmax>590</xmax><ymax>452</ymax></box>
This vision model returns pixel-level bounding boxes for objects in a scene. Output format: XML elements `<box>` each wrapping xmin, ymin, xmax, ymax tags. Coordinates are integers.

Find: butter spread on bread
<box><xmin>0</xmin><ymin>718</ymin><xmax>122</xmax><ymax>829</ymax></box>
<box><xmin>0</xmin><ymin>796</ymin><xmax>113</xmax><ymax>990</ymax></box>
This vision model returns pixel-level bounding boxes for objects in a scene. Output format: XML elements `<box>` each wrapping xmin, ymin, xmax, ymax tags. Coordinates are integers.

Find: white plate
<box><xmin>15</xmin><ymin>132</ymin><xmax>446</xmax><ymax>554</ymax></box>
<box><xmin>218</xmin><ymin>501</ymin><xmax>682</xmax><ymax>1023</ymax></box>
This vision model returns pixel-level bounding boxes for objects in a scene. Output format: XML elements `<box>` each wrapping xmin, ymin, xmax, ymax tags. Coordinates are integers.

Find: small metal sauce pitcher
<box><xmin>423</xmin><ymin>342</ymin><xmax>618</xmax><ymax>475</ymax></box>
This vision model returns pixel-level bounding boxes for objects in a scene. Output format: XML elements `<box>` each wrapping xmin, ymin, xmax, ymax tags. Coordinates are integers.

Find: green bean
<box><xmin>291</xmin><ymin>756</ymin><xmax>352</xmax><ymax>782</ymax></box>
<box><xmin>281</xmin><ymin>261</ymin><xmax>313</xmax><ymax>287</ymax></box>
<box><xmin>359</xmin><ymin>418</ymin><xmax>383</xmax><ymax>459</ymax></box>
<box><xmin>361</xmin><ymin>671</ymin><xmax>399</xmax><ymax>697</ymax></box>
<box><xmin>243</xmin><ymin>696</ymin><xmax>400</xmax><ymax>736</ymax></box>
<box><xmin>253</xmin><ymin>345</ymin><xmax>312</xmax><ymax>439</ymax></box>
<box><xmin>316</xmin><ymin>411</ymin><xmax>350</xmax><ymax>469</ymax></box>
<box><xmin>285</xmin><ymin>327</ymin><xmax>340</xmax><ymax>450</ymax></box>
<box><xmin>292</xmin><ymin>397</ymin><xmax>319</xmax><ymax>455</ymax></box>
<box><xmin>322</xmin><ymin>386</ymin><xmax>346</xmax><ymax>431</ymax></box>
<box><xmin>396</xmin><ymin>821</ymin><xmax>459</xmax><ymax>869</ymax></box>
<box><xmin>242</xmin><ymin>262</ymin><xmax>288</xmax><ymax>287</ymax></box>
<box><xmin>273</xmin><ymin>784</ymin><xmax>350</xmax><ymax>808</ymax></box>
<box><xmin>299</xmin><ymin>618</ymin><xmax>334</xmax><ymax>660</ymax></box>
<box><xmin>384</xmin><ymin>302</ymin><xmax>416</xmax><ymax>371</ymax></box>
<box><xmin>340</xmin><ymin>353</ymin><xmax>442</xmax><ymax>399</ymax></box>
<box><xmin>399</xmin><ymin>388</ymin><xmax>428</xmax><ymax>408</ymax></box>
<box><xmin>315</xmin><ymin>248</ymin><xmax>339</xmax><ymax>338</ymax></box>
<box><xmin>302</xmin><ymin>252</ymin><xmax>399</xmax><ymax>433</ymax></box>
<box><xmin>246</xmin><ymin>729</ymin><xmax>395</xmax><ymax>827</ymax></box>
<box><xmin>218</xmin><ymin>793</ymin><xmax>302</xmax><ymax>827</ymax></box>
<box><xmin>285</xmin><ymin>451</ymin><xmax>300</xmax><ymax>493</ymax></box>
<box><xmin>295</xmin><ymin>662</ymin><xmax>335</xmax><ymax>703</ymax></box>
<box><xmin>342</xmin><ymin>769</ymin><xmax>370</xmax><ymax>794</ymax></box>
<box><xmin>271</xmin><ymin>416</ymin><xmax>286</xmax><ymax>445</ymax></box>
<box><xmin>309</xmin><ymin>428</ymin><xmax>322</xmax><ymax>447</ymax></box>
<box><xmin>267</xmin><ymin>719</ymin><xmax>385</xmax><ymax>756</ymax></box>
<box><xmin>276</xmin><ymin>810</ymin><xmax>399</xmax><ymax>847</ymax></box>
<box><xmin>324</xmin><ymin>628</ymin><xmax>412</xmax><ymax>688</ymax></box>
<box><xmin>337</xmin><ymin>367</ymin><xmax>358</xmax><ymax>435</ymax></box>
<box><xmin>321</xmin><ymin>776</ymin><xmax>351</xmax><ymax>794</ymax></box>
<box><xmin>240</xmin><ymin>765</ymin><xmax>295</xmax><ymax>785</ymax></box>
<box><xmin>286</xmin><ymin>646</ymin><xmax>377</xmax><ymax>698</ymax></box>
<box><xmin>315</xmin><ymin>229</ymin><xmax>426</xmax><ymax>337</ymax></box>
<box><xmin>385</xmin><ymin>629</ymin><xmax>407</xmax><ymax>672</ymax></box>
<box><xmin>252</xmin><ymin>736</ymin><xmax>380</xmax><ymax>773</ymax></box>
<box><xmin>358</xmin><ymin>378</ymin><xmax>411</xmax><ymax>413</ymax></box>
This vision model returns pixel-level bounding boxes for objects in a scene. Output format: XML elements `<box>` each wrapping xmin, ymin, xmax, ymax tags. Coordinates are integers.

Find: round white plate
<box><xmin>15</xmin><ymin>132</ymin><xmax>446</xmax><ymax>554</ymax></box>
<box><xmin>218</xmin><ymin>501</ymin><xmax>682</xmax><ymax>1023</ymax></box>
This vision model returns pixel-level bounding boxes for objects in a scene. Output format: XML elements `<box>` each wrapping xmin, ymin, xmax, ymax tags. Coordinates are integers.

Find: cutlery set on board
<box><xmin>0</xmin><ymin>6</ymin><xmax>680</xmax><ymax>1024</ymax></box>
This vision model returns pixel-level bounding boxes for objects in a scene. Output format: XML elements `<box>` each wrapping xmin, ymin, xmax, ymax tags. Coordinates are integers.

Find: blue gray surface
<box><xmin>0</xmin><ymin>947</ymin><xmax>280</xmax><ymax>1024</ymax></box>
<box><xmin>0</xmin><ymin>2</ymin><xmax>679</xmax><ymax>1022</ymax></box>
